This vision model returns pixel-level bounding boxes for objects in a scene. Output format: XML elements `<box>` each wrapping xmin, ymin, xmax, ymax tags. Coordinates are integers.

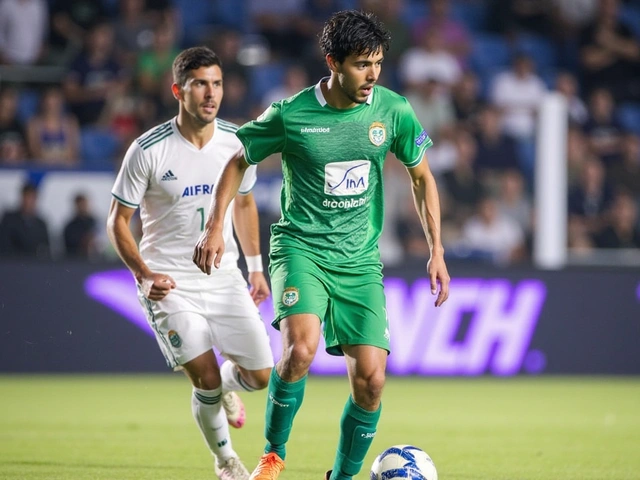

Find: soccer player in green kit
<box><xmin>193</xmin><ymin>9</ymin><xmax>450</xmax><ymax>480</ymax></box>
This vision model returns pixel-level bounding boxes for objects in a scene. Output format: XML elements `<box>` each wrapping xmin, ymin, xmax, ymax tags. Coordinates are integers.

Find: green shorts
<box><xmin>269</xmin><ymin>252</ymin><xmax>390</xmax><ymax>356</ymax></box>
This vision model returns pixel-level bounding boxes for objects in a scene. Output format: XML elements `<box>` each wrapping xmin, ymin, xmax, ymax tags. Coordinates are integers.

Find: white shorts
<box><xmin>138</xmin><ymin>268</ymin><xmax>274</xmax><ymax>371</ymax></box>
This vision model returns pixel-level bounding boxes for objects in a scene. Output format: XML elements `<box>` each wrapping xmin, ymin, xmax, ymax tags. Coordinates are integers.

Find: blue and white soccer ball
<box><xmin>370</xmin><ymin>444</ymin><xmax>438</xmax><ymax>480</ymax></box>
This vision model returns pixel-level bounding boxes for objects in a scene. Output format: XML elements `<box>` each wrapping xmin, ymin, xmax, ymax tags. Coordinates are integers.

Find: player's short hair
<box><xmin>172</xmin><ymin>46</ymin><xmax>222</xmax><ymax>86</ymax></box>
<box><xmin>319</xmin><ymin>10</ymin><xmax>390</xmax><ymax>63</ymax></box>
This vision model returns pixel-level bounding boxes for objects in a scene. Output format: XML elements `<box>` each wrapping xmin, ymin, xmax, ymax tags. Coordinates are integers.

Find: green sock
<box><xmin>263</xmin><ymin>367</ymin><xmax>307</xmax><ymax>460</ymax></box>
<box><xmin>330</xmin><ymin>396</ymin><xmax>381</xmax><ymax>480</ymax></box>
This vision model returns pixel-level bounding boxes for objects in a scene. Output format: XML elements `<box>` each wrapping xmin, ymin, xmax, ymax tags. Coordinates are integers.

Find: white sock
<box><xmin>191</xmin><ymin>386</ymin><xmax>236</xmax><ymax>464</ymax></box>
<box><xmin>220</xmin><ymin>360</ymin><xmax>256</xmax><ymax>394</ymax></box>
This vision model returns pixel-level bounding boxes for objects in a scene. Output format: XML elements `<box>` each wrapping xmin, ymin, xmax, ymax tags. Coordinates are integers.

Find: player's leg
<box><xmin>250</xmin><ymin>312</ymin><xmax>322</xmax><ymax>480</ymax></box>
<box><xmin>324</xmin><ymin>272</ymin><xmax>389</xmax><ymax>480</ymax></box>
<box><xmin>329</xmin><ymin>344</ymin><xmax>386</xmax><ymax>480</ymax></box>
<box><xmin>250</xmin><ymin>255</ymin><xmax>328</xmax><ymax>479</ymax></box>
<box><xmin>140</xmin><ymin>289</ymin><xmax>249</xmax><ymax>479</ymax></box>
<box><xmin>209</xmin><ymin>269</ymin><xmax>275</xmax><ymax>428</ymax></box>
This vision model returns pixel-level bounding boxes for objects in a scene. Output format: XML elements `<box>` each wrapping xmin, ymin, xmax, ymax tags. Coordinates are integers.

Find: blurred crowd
<box><xmin>1</xmin><ymin>0</ymin><xmax>640</xmax><ymax>266</ymax></box>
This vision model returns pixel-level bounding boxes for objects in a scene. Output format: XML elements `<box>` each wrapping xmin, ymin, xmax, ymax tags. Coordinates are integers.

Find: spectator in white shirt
<box><xmin>0</xmin><ymin>0</ymin><xmax>47</xmax><ymax>65</ymax></box>
<box><xmin>490</xmin><ymin>53</ymin><xmax>548</xmax><ymax>140</ymax></box>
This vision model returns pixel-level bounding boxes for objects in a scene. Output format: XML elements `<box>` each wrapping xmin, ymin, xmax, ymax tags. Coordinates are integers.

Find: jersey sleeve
<box><xmin>390</xmin><ymin>97</ymin><xmax>433</xmax><ymax>168</ymax></box>
<box><xmin>111</xmin><ymin>142</ymin><xmax>150</xmax><ymax>208</ymax></box>
<box><xmin>235</xmin><ymin>102</ymin><xmax>286</xmax><ymax>165</ymax></box>
<box><xmin>238</xmin><ymin>164</ymin><xmax>257</xmax><ymax>194</ymax></box>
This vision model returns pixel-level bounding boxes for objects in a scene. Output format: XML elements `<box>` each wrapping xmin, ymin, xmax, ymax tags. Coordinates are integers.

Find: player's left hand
<box><xmin>427</xmin><ymin>251</ymin><xmax>450</xmax><ymax>307</ymax></box>
<box><xmin>248</xmin><ymin>271</ymin><xmax>270</xmax><ymax>306</ymax></box>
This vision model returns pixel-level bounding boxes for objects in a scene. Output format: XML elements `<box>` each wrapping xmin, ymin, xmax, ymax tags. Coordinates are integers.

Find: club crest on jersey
<box><xmin>282</xmin><ymin>287</ymin><xmax>299</xmax><ymax>307</ymax></box>
<box><xmin>168</xmin><ymin>330</ymin><xmax>182</xmax><ymax>348</ymax></box>
<box><xmin>368</xmin><ymin>122</ymin><xmax>386</xmax><ymax>146</ymax></box>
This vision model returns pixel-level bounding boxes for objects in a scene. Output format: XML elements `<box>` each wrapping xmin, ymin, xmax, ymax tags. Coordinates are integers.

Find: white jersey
<box><xmin>112</xmin><ymin>117</ymin><xmax>256</xmax><ymax>278</ymax></box>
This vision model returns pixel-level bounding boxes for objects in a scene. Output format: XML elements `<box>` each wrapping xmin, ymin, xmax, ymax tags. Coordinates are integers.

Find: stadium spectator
<box><xmin>261</xmin><ymin>64</ymin><xmax>309</xmax><ymax>108</ymax></box>
<box><xmin>49</xmin><ymin>0</ymin><xmax>107</xmax><ymax>64</ymax></box>
<box><xmin>458</xmin><ymin>194</ymin><xmax>526</xmax><ymax>265</ymax></box>
<box><xmin>451</xmin><ymin>71</ymin><xmax>484</xmax><ymax>132</ymax></box>
<box><xmin>63</xmin><ymin>192</ymin><xmax>97</xmax><ymax>258</ymax></box>
<box><xmin>592</xmin><ymin>189</ymin><xmax>640</xmax><ymax>248</ymax></box>
<box><xmin>578</xmin><ymin>0</ymin><xmax>640</xmax><ymax>103</ymax></box>
<box><xmin>441</xmin><ymin>130</ymin><xmax>486</xmax><ymax>227</ymax></box>
<box><xmin>473</xmin><ymin>105</ymin><xmax>522</xmax><ymax>186</ymax></box>
<box><xmin>496</xmin><ymin>168</ymin><xmax>533</xmax><ymax>236</ymax></box>
<box><xmin>398</xmin><ymin>28</ymin><xmax>462</xmax><ymax>92</ymax></box>
<box><xmin>0</xmin><ymin>87</ymin><xmax>28</xmax><ymax>165</ymax></box>
<box><xmin>26</xmin><ymin>86</ymin><xmax>80</xmax><ymax>167</ymax></box>
<box><xmin>0</xmin><ymin>0</ymin><xmax>48</xmax><ymax>65</ymax></box>
<box><xmin>553</xmin><ymin>71</ymin><xmax>588</xmax><ymax>126</ymax></box>
<box><xmin>247</xmin><ymin>0</ymin><xmax>313</xmax><ymax>58</ymax></box>
<box><xmin>490</xmin><ymin>52</ymin><xmax>547</xmax><ymax>141</ymax></box>
<box><xmin>404</xmin><ymin>76</ymin><xmax>456</xmax><ymax>145</ymax></box>
<box><xmin>609</xmin><ymin>133</ymin><xmax>640</xmax><ymax>199</ymax></box>
<box><xmin>136</xmin><ymin>22</ymin><xmax>179</xmax><ymax>99</ymax></box>
<box><xmin>0</xmin><ymin>182</ymin><xmax>50</xmax><ymax>259</ymax></box>
<box><xmin>113</xmin><ymin>0</ymin><xmax>157</xmax><ymax>68</ymax></box>
<box><xmin>582</xmin><ymin>87</ymin><xmax>625</xmax><ymax>166</ymax></box>
<box><xmin>63</xmin><ymin>21</ymin><xmax>129</xmax><ymax>126</ymax></box>
<box><xmin>412</xmin><ymin>0</ymin><xmax>471</xmax><ymax>67</ymax></box>
<box><xmin>568</xmin><ymin>156</ymin><xmax>614</xmax><ymax>235</ymax></box>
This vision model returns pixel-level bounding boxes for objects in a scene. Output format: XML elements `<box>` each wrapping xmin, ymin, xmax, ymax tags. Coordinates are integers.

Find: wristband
<box><xmin>245</xmin><ymin>254</ymin><xmax>263</xmax><ymax>273</ymax></box>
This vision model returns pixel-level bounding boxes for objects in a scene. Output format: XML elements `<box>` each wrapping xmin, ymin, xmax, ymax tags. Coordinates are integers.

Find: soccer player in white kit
<box><xmin>107</xmin><ymin>46</ymin><xmax>274</xmax><ymax>480</ymax></box>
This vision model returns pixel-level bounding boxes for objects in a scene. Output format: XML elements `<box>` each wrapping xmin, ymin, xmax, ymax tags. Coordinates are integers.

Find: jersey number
<box><xmin>197</xmin><ymin>207</ymin><xmax>204</xmax><ymax>231</ymax></box>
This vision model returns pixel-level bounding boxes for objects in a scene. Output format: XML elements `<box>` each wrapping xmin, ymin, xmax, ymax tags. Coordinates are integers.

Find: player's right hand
<box><xmin>193</xmin><ymin>228</ymin><xmax>225</xmax><ymax>275</ymax></box>
<box><xmin>139</xmin><ymin>272</ymin><xmax>176</xmax><ymax>301</ymax></box>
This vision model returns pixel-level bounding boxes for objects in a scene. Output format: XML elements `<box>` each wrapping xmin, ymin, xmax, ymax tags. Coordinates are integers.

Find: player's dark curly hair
<box><xmin>319</xmin><ymin>10</ymin><xmax>391</xmax><ymax>63</ymax></box>
<box><xmin>172</xmin><ymin>46</ymin><xmax>222</xmax><ymax>86</ymax></box>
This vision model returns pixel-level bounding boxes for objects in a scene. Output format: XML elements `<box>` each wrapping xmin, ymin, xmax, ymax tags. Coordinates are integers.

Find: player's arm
<box><xmin>193</xmin><ymin>150</ymin><xmax>250</xmax><ymax>274</ymax></box>
<box><xmin>233</xmin><ymin>191</ymin><xmax>270</xmax><ymax>305</ymax></box>
<box><xmin>407</xmin><ymin>154</ymin><xmax>450</xmax><ymax>307</ymax></box>
<box><xmin>106</xmin><ymin>199</ymin><xmax>175</xmax><ymax>300</ymax></box>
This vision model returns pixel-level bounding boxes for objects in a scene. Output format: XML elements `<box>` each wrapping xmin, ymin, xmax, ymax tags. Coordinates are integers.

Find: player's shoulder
<box><xmin>279</xmin><ymin>84</ymin><xmax>316</xmax><ymax>110</ymax></box>
<box><xmin>216</xmin><ymin>117</ymin><xmax>240</xmax><ymax>134</ymax></box>
<box><xmin>372</xmin><ymin>85</ymin><xmax>410</xmax><ymax>108</ymax></box>
<box><xmin>134</xmin><ymin>118</ymin><xmax>175</xmax><ymax>151</ymax></box>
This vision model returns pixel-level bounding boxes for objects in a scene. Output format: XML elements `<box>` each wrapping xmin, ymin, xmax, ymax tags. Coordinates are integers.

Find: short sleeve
<box><xmin>390</xmin><ymin>97</ymin><xmax>433</xmax><ymax>168</ymax></box>
<box><xmin>235</xmin><ymin>102</ymin><xmax>286</xmax><ymax>165</ymax></box>
<box><xmin>238</xmin><ymin>164</ymin><xmax>258</xmax><ymax>194</ymax></box>
<box><xmin>111</xmin><ymin>142</ymin><xmax>150</xmax><ymax>208</ymax></box>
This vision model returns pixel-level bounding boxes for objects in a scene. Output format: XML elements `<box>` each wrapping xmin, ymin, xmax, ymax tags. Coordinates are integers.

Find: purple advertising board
<box><xmin>1</xmin><ymin>262</ymin><xmax>639</xmax><ymax>375</ymax></box>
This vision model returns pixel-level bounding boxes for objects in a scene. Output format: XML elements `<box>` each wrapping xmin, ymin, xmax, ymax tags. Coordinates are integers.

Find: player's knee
<box><xmin>190</xmin><ymin>370</ymin><xmax>221</xmax><ymax>390</ymax></box>
<box><xmin>246</xmin><ymin>367</ymin><xmax>271</xmax><ymax>390</ymax></box>
<box><xmin>281</xmin><ymin>342</ymin><xmax>315</xmax><ymax>375</ymax></box>
<box><xmin>353</xmin><ymin>371</ymin><xmax>385</xmax><ymax>408</ymax></box>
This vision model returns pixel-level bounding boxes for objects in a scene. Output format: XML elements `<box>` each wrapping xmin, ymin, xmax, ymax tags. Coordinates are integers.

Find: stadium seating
<box><xmin>80</xmin><ymin>128</ymin><xmax>121</xmax><ymax>170</ymax></box>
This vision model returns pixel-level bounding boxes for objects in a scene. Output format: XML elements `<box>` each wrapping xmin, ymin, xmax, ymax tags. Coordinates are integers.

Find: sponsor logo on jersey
<box><xmin>415</xmin><ymin>130</ymin><xmax>428</xmax><ymax>146</ymax></box>
<box><xmin>324</xmin><ymin>160</ymin><xmax>370</xmax><ymax>196</ymax></box>
<box><xmin>182</xmin><ymin>184</ymin><xmax>215</xmax><ymax>197</ymax></box>
<box><xmin>368</xmin><ymin>122</ymin><xmax>386</xmax><ymax>146</ymax></box>
<box><xmin>282</xmin><ymin>287</ymin><xmax>299</xmax><ymax>307</ymax></box>
<box><xmin>161</xmin><ymin>170</ymin><xmax>178</xmax><ymax>181</ymax></box>
<box><xmin>322</xmin><ymin>197</ymin><xmax>367</xmax><ymax>209</ymax></box>
<box><xmin>300</xmin><ymin>126</ymin><xmax>330</xmax><ymax>133</ymax></box>
<box><xmin>168</xmin><ymin>330</ymin><xmax>182</xmax><ymax>348</ymax></box>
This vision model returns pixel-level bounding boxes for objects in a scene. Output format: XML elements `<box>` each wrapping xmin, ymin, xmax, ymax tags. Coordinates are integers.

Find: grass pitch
<box><xmin>0</xmin><ymin>375</ymin><xmax>639</xmax><ymax>480</ymax></box>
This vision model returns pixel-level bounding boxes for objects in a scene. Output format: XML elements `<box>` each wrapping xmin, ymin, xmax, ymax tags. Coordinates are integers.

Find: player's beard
<box><xmin>193</xmin><ymin>105</ymin><xmax>217</xmax><ymax>125</ymax></box>
<box><xmin>339</xmin><ymin>76</ymin><xmax>371</xmax><ymax>105</ymax></box>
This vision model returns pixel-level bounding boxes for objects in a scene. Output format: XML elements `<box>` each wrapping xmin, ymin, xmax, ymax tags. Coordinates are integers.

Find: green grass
<box><xmin>1</xmin><ymin>376</ymin><xmax>639</xmax><ymax>480</ymax></box>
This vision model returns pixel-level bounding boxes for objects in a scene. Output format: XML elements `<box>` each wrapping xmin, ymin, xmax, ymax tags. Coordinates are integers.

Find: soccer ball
<box><xmin>370</xmin><ymin>444</ymin><xmax>438</xmax><ymax>480</ymax></box>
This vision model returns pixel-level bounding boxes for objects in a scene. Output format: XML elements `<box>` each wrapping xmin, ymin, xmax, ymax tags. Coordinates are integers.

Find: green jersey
<box><xmin>236</xmin><ymin>80</ymin><xmax>433</xmax><ymax>270</ymax></box>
